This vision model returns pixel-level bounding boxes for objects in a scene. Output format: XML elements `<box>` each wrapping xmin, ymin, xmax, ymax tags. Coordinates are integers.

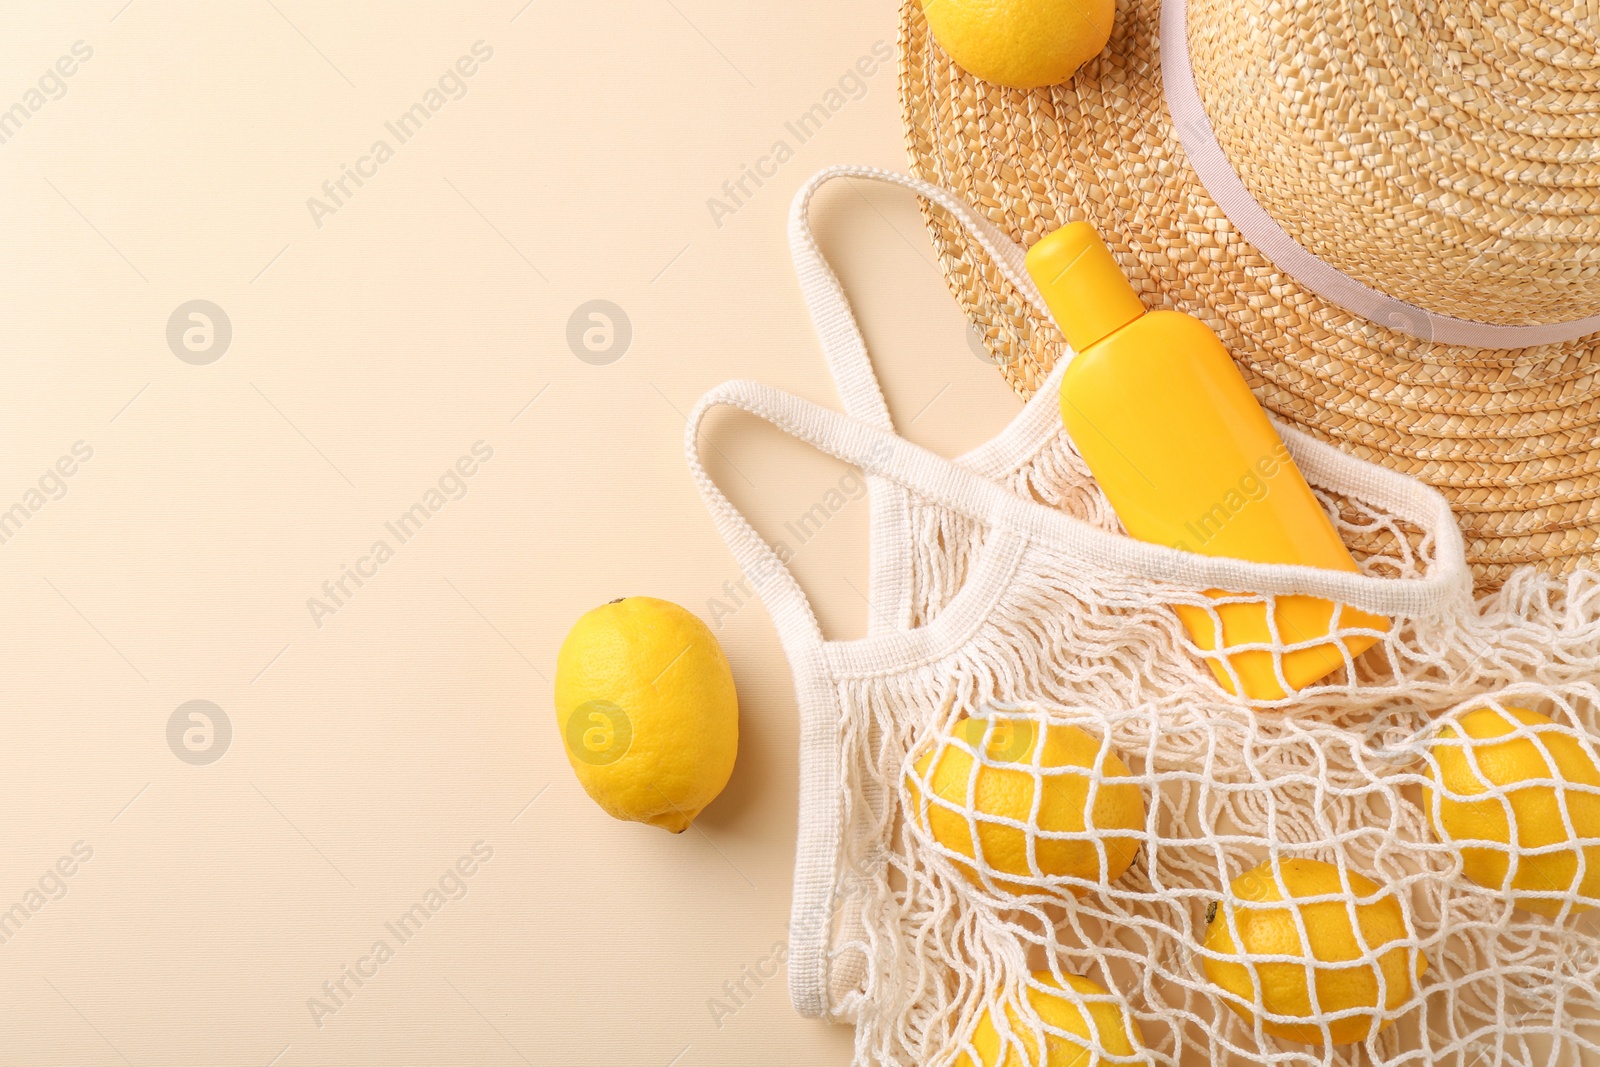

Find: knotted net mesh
<box><xmin>820</xmin><ymin>424</ymin><xmax>1600</xmax><ymax>1067</ymax></box>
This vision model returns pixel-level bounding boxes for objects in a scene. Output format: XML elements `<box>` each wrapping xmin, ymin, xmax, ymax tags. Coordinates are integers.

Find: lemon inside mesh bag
<box><xmin>906</xmin><ymin>712</ymin><xmax>1146</xmax><ymax>898</ymax></box>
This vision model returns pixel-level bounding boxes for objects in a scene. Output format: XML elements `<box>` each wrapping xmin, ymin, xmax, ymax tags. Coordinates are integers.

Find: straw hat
<box><xmin>899</xmin><ymin>0</ymin><xmax>1600</xmax><ymax>589</ymax></box>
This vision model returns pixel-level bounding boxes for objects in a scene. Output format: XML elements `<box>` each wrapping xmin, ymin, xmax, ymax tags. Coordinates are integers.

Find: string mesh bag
<box><xmin>686</xmin><ymin>167</ymin><xmax>1600</xmax><ymax>1067</ymax></box>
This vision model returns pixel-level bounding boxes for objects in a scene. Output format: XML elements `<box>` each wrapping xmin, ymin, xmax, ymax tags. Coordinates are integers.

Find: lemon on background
<box><xmin>955</xmin><ymin>971</ymin><xmax>1145</xmax><ymax>1067</ymax></box>
<box><xmin>920</xmin><ymin>0</ymin><xmax>1115</xmax><ymax>91</ymax></box>
<box><xmin>907</xmin><ymin>715</ymin><xmax>1145</xmax><ymax>896</ymax></box>
<box><xmin>1424</xmin><ymin>705</ymin><xmax>1600</xmax><ymax>916</ymax></box>
<box><xmin>554</xmin><ymin>597</ymin><xmax>737</xmax><ymax>833</ymax></box>
<box><xmin>1202</xmin><ymin>858</ymin><xmax>1426</xmax><ymax>1045</ymax></box>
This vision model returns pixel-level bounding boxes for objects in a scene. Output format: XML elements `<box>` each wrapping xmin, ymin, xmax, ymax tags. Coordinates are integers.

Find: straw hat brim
<box><xmin>898</xmin><ymin>0</ymin><xmax>1600</xmax><ymax>590</ymax></box>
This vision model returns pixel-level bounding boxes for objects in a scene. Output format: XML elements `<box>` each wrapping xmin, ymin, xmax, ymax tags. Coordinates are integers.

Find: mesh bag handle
<box><xmin>687</xmin><ymin>378</ymin><xmax>1470</xmax><ymax>620</ymax></box>
<box><xmin>786</xmin><ymin>165</ymin><xmax>1059</xmax><ymax>634</ymax></box>
<box><xmin>777</xmin><ymin>166</ymin><xmax>1472</xmax><ymax>615</ymax></box>
<box><xmin>787</xmin><ymin>164</ymin><xmax>1051</xmax><ymax>431</ymax></box>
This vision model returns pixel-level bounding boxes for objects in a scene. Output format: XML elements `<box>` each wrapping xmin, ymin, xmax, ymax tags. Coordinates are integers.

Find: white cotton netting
<box><xmin>821</xmin><ymin>426</ymin><xmax>1600</xmax><ymax>1067</ymax></box>
<box><xmin>681</xmin><ymin>166</ymin><xmax>1600</xmax><ymax>1067</ymax></box>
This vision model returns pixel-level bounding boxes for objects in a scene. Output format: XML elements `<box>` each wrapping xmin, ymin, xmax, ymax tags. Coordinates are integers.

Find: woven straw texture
<box><xmin>898</xmin><ymin>0</ymin><xmax>1600</xmax><ymax>589</ymax></box>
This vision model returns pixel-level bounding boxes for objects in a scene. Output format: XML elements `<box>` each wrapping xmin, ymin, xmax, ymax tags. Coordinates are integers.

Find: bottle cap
<box><xmin>1024</xmin><ymin>222</ymin><xmax>1147</xmax><ymax>352</ymax></box>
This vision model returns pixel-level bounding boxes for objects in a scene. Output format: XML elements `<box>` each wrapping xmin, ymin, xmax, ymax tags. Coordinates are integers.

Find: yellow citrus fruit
<box><xmin>1424</xmin><ymin>705</ymin><xmax>1600</xmax><ymax>916</ymax></box>
<box><xmin>1202</xmin><ymin>859</ymin><xmax>1426</xmax><ymax>1045</ymax></box>
<box><xmin>919</xmin><ymin>0</ymin><xmax>1115</xmax><ymax>91</ymax></box>
<box><xmin>908</xmin><ymin>716</ymin><xmax>1144</xmax><ymax>895</ymax></box>
<box><xmin>954</xmin><ymin>971</ymin><xmax>1145</xmax><ymax>1067</ymax></box>
<box><xmin>554</xmin><ymin>597</ymin><xmax>737</xmax><ymax>833</ymax></box>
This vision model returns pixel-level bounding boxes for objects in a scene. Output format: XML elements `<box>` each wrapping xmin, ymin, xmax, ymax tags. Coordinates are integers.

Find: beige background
<box><xmin>0</xmin><ymin>2</ymin><xmax>1024</xmax><ymax>1064</ymax></box>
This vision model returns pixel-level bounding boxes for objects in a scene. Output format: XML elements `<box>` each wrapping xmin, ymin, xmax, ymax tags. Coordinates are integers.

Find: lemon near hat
<box><xmin>901</xmin><ymin>0</ymin><xmax>1600</xmax><ymax>587</ymax></box>
<box><xmin>917</xmin><ymin>0</ymin><xmax>1116</xmax><ymax>90</ymax></box>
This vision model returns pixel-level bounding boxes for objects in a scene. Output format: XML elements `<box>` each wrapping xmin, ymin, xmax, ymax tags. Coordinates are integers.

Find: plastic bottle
<box><xmin>1025</xmin><ymin>222</ymin><xmax>1388</xmax><ymax>700</ymax></box>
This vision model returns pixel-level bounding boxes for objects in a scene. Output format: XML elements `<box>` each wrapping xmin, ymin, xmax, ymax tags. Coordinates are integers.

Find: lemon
<box><xmin>1202</xmin><ymin>858</ymin><xmax>1426</xmax><ymax>1045</ymax></box>
<box><xmin>955</xmin><ymin>971</ymin><xmax>1144</xmax><ymax>1067</ymax></box>
<box><xmin>908</xmin><ymin>716</ymin><xmax>1145</xmax><ymax>896</ymax></box>
<box><xmin>920</xmin><ymin>0</ymin><xmax>1115</xmax><ymax>91</ymax></box>
<box><xmin>554</xmin><ymin>597</ymin><xmax>737</xmax><ymax>833</ymax></box>
<box><xmin>1424</xmin><ymin>705</ymin><xmax>1600</xmax><ymax>916</ymax></box>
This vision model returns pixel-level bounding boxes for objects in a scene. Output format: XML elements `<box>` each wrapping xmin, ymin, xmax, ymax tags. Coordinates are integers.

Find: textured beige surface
<box><xmin>0</xmin><ymin>2</ymin><xmax>1024</xmax><ymax>1064</ymax></box>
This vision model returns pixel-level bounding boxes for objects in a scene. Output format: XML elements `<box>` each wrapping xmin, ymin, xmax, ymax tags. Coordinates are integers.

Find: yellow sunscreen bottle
<box><xmin>1025</xmin><ymin>222</ymin><xmax>1388</xmax><ymax>700</ymax></box>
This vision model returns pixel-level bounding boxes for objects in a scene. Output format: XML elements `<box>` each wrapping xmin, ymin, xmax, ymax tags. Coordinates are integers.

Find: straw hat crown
<box><xmin>1188</xmin><ymin>0</ymin><xmax>1600</xmax><ymax>328</ymax></box>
